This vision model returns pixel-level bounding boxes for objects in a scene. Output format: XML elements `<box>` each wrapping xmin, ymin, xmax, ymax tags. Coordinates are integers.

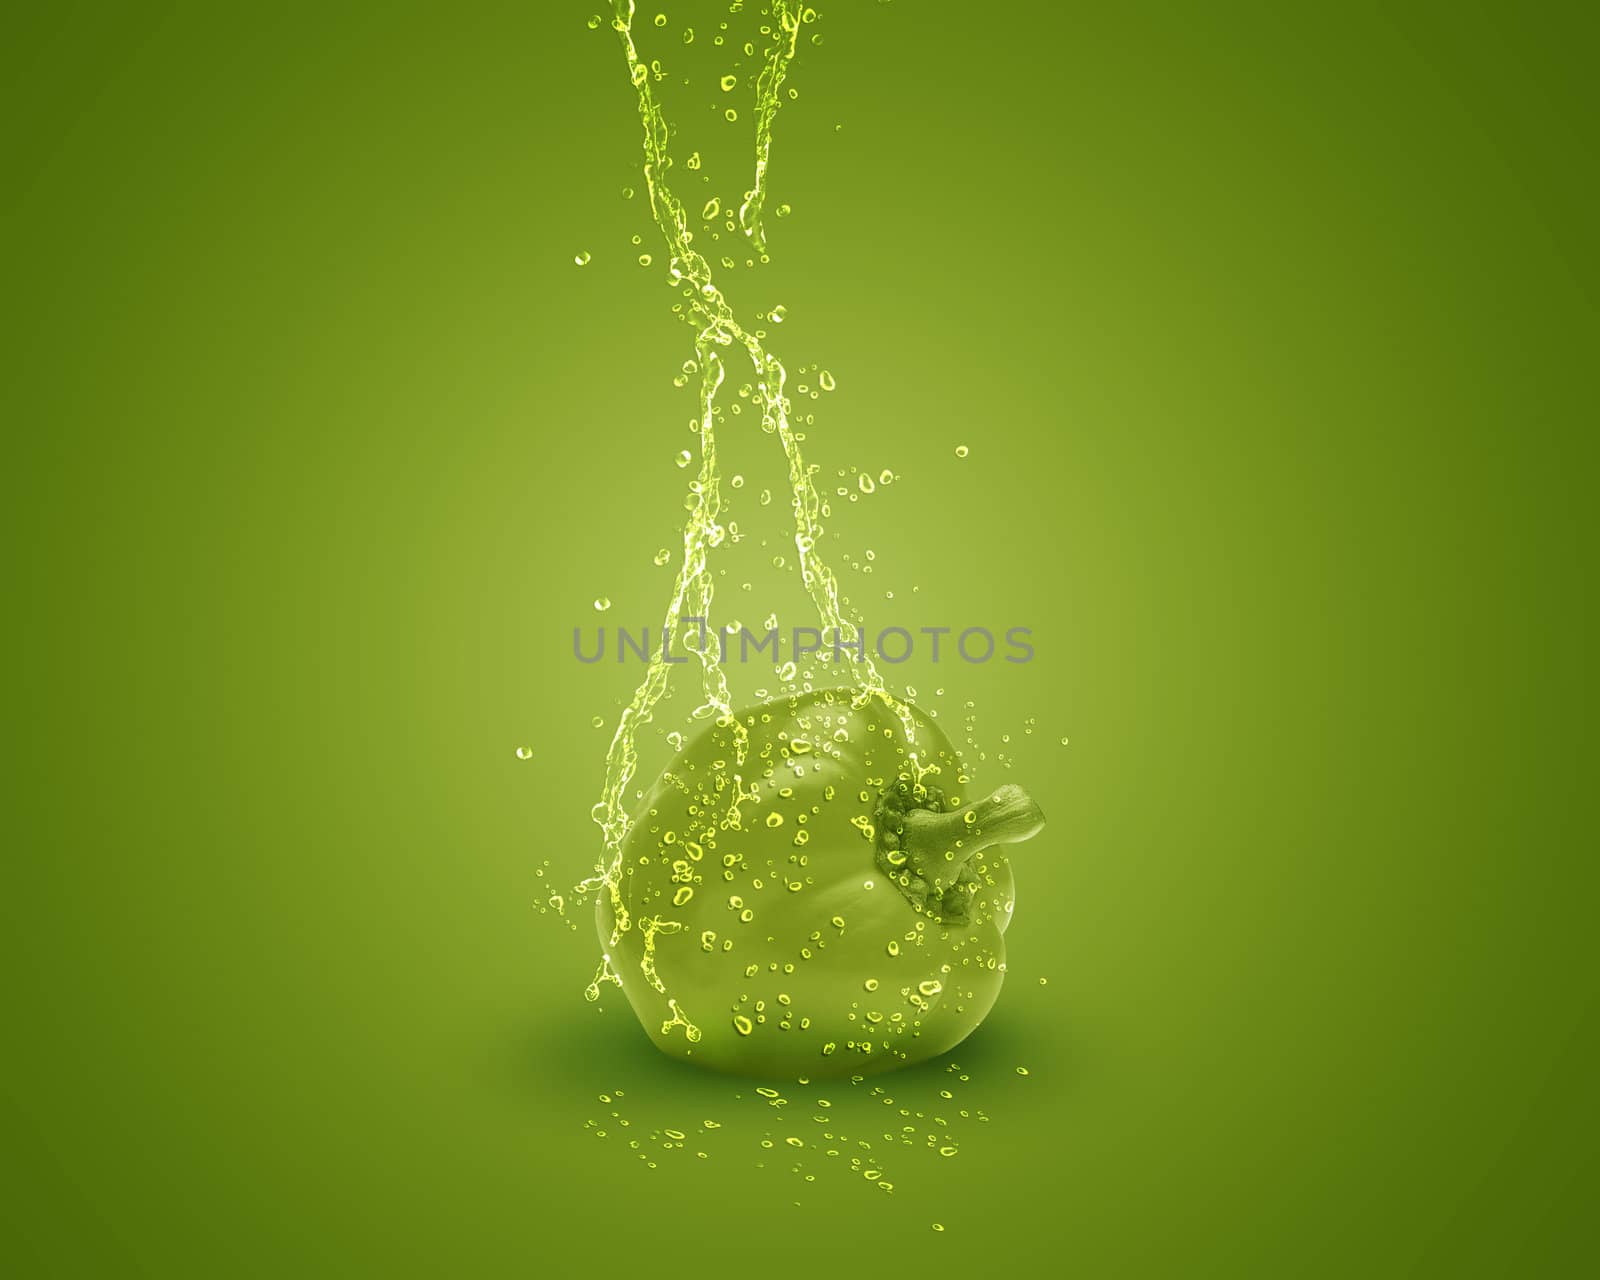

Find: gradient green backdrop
<box><xmin>7</xmin><ymin>2</ymin><xmax>1595</xmax><ymax>1274</ymax></box>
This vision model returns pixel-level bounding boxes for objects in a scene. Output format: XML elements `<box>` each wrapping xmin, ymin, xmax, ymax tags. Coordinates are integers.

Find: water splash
<box><xmin>577</xmin><ymin>0</ymin><xmax>911</xmax><ymax>1039</ymax></box>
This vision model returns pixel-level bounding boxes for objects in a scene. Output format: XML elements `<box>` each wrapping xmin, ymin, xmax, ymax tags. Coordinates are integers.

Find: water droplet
<box><xmin>818</xmin><ymin>369</ymin><xmax>835</xmax><ymax>391</ymax></box>
<box><xmin>759</xmin><ymin>488</ymin><xmax>772</xmax><ymax>506</ymax></box>
<box><xmin>593</xmin><ymin>597</ymin><xmax>611</xmax><ymax>612</ymax></box>
<box><xmin>654</xmin><ymin>548</ymin><xmax>671</xmax><ymax>566</ymax></box>
<box><xmin>768</xmin><ymin>304</ymin><xmax>787</xmax><ymax>323</ymax></box>
<box><xmin>702</xmin><ymin>197</ymin><xmax>720</xmax><ymax>220</ymax></box>
<box><xmin>932</xmin><ymin>1223</ymin><xmax>946</xmax><ymax>1233</ymax></box>
<box><xmin>638</xmin><ymin>253</ymin><xmax>653</xmax><ymax>267</ymax></box>
<box><xmin>776</xmin><ymin>203</ymin><xmax>792</xmax><ymax>218</ymax></box>
<box><xmin>733</xmin><ymin>1015</ymin><xmax>753</xmax><ymax>1036</ymax></box>
<box><xmin>586</xmin><ymin>14</ymin><xmax>601</xmax><ymax>29</ymax></box>
<box><xmin>653</xmin><ymin>12</ymin><xmax>667</xmax><ymax>25</ymax></box>
<box><xmin>955</xmin><ymin>445</ymin><xmax>969</xmax><ymax>458</ymax></box>
<box><xmin>574</xmin><ymin>251</ymin><xmax>591</xmax><ymax>266</ymax></box>
<box><xmin>730</xmin><ymin>474</ymin><xmax>744</xmax><ymax>488</ymax></box>
<box><xmin>682</xmin><ymin>27</ymin><xmax>694</xmax><ymax>45</ymax></box>
<box><xmin>765</xmin><ymin>812</ymin><xmax>785</xmax><ymax>828</ymax></box>
<box><xmin>514</xmin><ymin>746</ymin><xmax>533</xmax><ymax>760</ymax></box>
<box><xmin>591</xmin><ymin>716</ymin><xmax>605</xmax><ymax>729</ymax></box>
<box><xmin>720</xmin><ymin>74</ymin><xmax>738</xmax><ymax>91</ymax></box>
<box><xmin>724</xmin><ymin>108</ymin><xmax>738</xmax><ymax>122</ymax></box>
<box><xmin>675</xmin><ymin>450</ymin><xmax>692</xmax><ymax>467</ymax></box>
<box><xmin>879</xmin><ymin>469</ymin><xmax>895</xmax><ymax>485</ymax></box>
<box><xmin>1016</xmin><ymin>1066</ymin><xmax>1031</xmax><ymax>1076</ymax></box>
<box><xmin>858</xmin><ymin>474</ymin><xmax>875</xmax><ymax>495</ymax></box>
<box><xmin>621</xmin><ymin>186</ymin><xmax>635</xmax><ymax>199</ymax></box>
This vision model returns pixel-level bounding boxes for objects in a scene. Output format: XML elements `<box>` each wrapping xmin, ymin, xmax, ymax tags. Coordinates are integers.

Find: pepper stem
<box><xmin>899</xmin><ymin>784</ymin><xmax>1046</xmax><ymax>896</ymax></box>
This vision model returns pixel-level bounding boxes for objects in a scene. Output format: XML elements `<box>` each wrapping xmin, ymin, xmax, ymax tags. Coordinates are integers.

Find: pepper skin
<box><xmin>596</xmin><ymin>688</ymin><xmax>1046</xmax><ymax>1077</ymax></box>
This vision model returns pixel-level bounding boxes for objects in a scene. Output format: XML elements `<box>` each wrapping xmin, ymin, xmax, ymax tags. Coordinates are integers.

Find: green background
<box><xmin>7</xmin><ymin>1</ymin><xmax>1595</xmax><ymax>1273</ymax></box>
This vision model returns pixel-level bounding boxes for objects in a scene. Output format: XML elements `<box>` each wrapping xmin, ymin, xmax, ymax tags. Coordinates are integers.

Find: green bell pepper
<box><xmin>596</xmin><ymin>687</ymin><xmax>1047</xmax><ymax>1077</ymax></box>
